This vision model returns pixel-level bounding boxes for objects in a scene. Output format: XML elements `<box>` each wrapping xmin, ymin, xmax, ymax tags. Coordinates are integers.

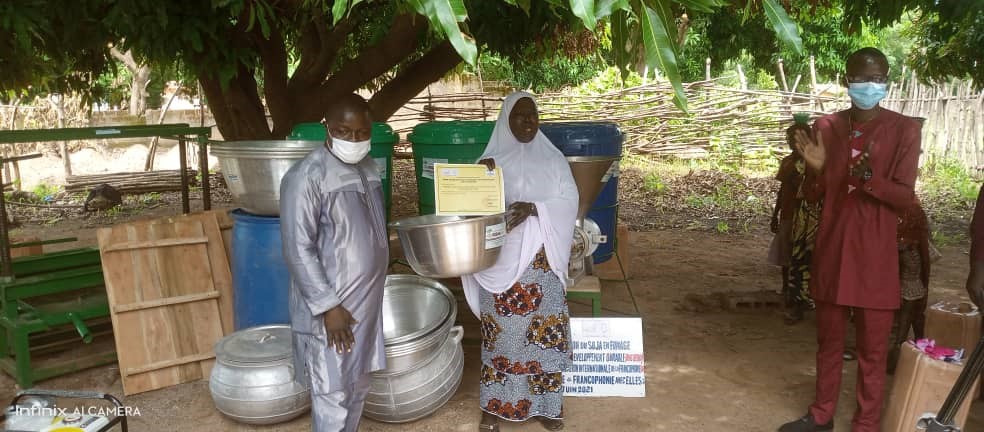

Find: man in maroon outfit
<box><xmin>966</xmin><ymin>184</ymin><xmax>984</xmax><ymax>310</ymax></box>
<box><xmin>779</xmin><ymin>48</ymin><xmax>922</xmax><ymax>432</ymax></box>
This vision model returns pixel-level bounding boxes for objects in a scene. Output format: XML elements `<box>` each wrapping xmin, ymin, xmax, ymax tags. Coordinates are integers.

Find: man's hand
<box><xmin>506</xmin><ymin>201</ymin><xmax>536</xmax><ymax>232</ymax></box>
<box><xmin>794</xmin><ymin>129</ymin><xmax>826</xmax><ymax>174</ymax></box>
<box><xmin>478</xmin><ymin>158</ymin><xmax>496</xmax><ymax>172</ymax></box>
<box><xmin>323</xmin><ymin>305</ymin><xmax>358</xmax><ymax>354</ymax></box>
<box><xmin>966</xmin><ymin>261</ymin><xmax>984</xmax><ymax>310</ymax></box>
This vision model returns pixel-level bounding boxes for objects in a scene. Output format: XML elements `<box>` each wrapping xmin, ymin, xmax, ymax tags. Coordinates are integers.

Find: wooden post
<box><xmin>6</xmin><ymin>99</ymin><xmax>20</xmax><ymax>191</ymax></box>
<box><xmin>777</xmin><ymin>59</ymin><xmax>789</xmax><ymax>93</ymax></box>
<box><xmin>809</xmin><ymin>55</ymin><xmax>818</xmax><ymax>112</ymax></box>
<box><xmin>145</xmin><ymin>81</ymin><xmax>183</xmax><ymax>171</ymax></box>
<box><xmin>705</xmin><ymin>57</ymin><xmax>712</xmax><ymax>82</ymax></box>
<box><xmin>736</xmin><ymin>64</ymin><xmax>747</xmax><ymax>90</ymax></box>
<box><xmin>48</xmin><ymin>94</ymin><xmax>72</xmax><ymax>177</ymax></box>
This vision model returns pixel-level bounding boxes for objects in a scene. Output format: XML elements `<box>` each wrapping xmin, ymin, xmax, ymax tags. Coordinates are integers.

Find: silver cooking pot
<box><xmin>209</xmin><ymin>325</ymin><xmax>311</xmax><ymax>425</ymax></box>
<box><xmin>389</xmin><ymin>213</ymin><xmax>506</xmax><ymax>278</ymax></box>
<box><xmin>365</xmin><ymin>326</ymin><xmax>465</xmax><ymax>423</ymax></box>
<box><xmin>381</xmin><ymin>275</ymin><xmax>456</xmax><ymax>375</ymax></box>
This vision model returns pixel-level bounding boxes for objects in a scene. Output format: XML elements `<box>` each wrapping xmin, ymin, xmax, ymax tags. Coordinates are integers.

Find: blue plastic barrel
<box><xmin>540</xmin><ymin>122</ymin><xmax>623</xmax><ymax>264</ymax></box>
<box><xmin>230</xmin><ymin>209</ymin><xmax>291</xmax><ymax>329</ymax></box>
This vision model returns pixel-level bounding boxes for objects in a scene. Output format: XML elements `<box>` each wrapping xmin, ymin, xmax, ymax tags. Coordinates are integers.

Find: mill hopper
<box><xmin>565</xmin><ymin>156</ymin><xmax>618</xmax><ymax>286</ymax></box>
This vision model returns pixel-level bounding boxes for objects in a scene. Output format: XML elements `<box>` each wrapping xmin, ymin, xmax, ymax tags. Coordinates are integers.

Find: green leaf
<box><xmin>640</xmin><ymin>3</ymin><xmax>687</xmax><ymax>111</ymax></box>
<box><xmin>448</xmin><ymin>0</ymin><xmax>467</xmax><ymax>21</ymax></box>
<box><xmin>674</xmin><ymin>0</ymin><xmax>726</xmax><ymax>13</ymax></box>
<box><xmin>417</xmin><ymin>0</ymin><xmax>477</xmax><ymax>66</ymax></box>
<box><xmin>569</xmin><ymin>0</ymin><xmax>596</xmax><ymax>29</ymax></box>
<box><xmin>762</xmin><ymin>0</ymin><xmax>804</xmax><ymax>55</ymax></box>
<box><xmin>256</xmin><ymin>1</ymin><xmax>271</xmax><ymax>39</ymax></box>
<box><xmin>516</xmin><ymin>0</ymin><xmax>532</xmax><ymax>14</ymax></box>
<box><xmin>596</xmin><ymin>0</ymin><xmax>629</xmax><ymax>19</ymax></box>
<box><xmin>332</xmin><ymin>0</ymin><xmax>349</xmax><ymax>25</ymax></box>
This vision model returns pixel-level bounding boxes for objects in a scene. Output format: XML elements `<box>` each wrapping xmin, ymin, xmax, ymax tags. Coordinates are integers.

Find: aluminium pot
<box><xmin>381</xmin><ymin>274</ymin><xmax>457</xmax><ymax>375</ymax></box>
<box><xmin>209</xmin><ymin>325</ymin><xmax>311</xmax><ymax>425</ymax></box>
<box><xmin>389</xmin><ymin>213</ymin><xmax>507</xmax><ymax>278</ymax></box>
<box><xmin>210</xmin><ymin>140</ymin><xmax>321</xmax><ymax>216</ymax></box>
<box><xmin>365</xmin><ymin>326</ymin><xmax>465</xmax><ymax>423</ymax></box>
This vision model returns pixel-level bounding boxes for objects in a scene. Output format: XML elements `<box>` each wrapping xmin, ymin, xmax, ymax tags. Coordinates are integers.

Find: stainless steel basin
<box><xmin>211</xmin><ymin>140</ymin><xmax>321</xmax><ymax>216</ymax></box>
<box><xmin>380</xmin><ymin>275</ymin><xmax>456</xmax><ymax>375</ymax></box>
<box><xmin>389</xmin><ymin>213</ymin><xmax>507</xmax><ymax>278</ymax></box>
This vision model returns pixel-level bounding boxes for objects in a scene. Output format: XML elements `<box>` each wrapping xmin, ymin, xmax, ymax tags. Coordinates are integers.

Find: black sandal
<box><xmin>478</xmin><ymin>422</ymin><xmax>499</xmax><ymax>432</ymax></box>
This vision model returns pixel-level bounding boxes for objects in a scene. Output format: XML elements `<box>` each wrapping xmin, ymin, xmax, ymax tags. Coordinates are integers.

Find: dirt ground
<box><xmin>1</xmin><ymin>222</ymin><xmax>982</xmax><ymax>431</ymax></box>
<box><xmin>1</xmin><ymin>156</ymin><xmax>982</xmax><ymax>431</ymax></box>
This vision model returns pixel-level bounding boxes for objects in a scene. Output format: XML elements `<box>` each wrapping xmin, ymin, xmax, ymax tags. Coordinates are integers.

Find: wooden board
<box><xmin>97</xmin><ymin>219</ymin><xmax>224</xmax><ymax>395</ymax></box>
<box><xmin>210</xmin><ymin>209</ymin><xmax>234</xmax><ymax>266</ymax></box>
<box><xmin>126</xmin><ymin>210</ymin><xmax>235</xmax><ymax>335</ymax></box>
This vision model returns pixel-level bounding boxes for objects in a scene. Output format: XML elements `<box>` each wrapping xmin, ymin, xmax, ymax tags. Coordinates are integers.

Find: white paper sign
<box><xmin>374</xmin><ymin>157</ymin><xmax>387</xmax><ymax>180</ymax></box>
<box><xmin>565</xmin><ymin>317</ymin><xmax>646</xmax><ymax>397</ymax></box>
<box><xmin>422</xmin><ymin>157</ymin><xmax>449</xmax><ymax>179</ymax></box>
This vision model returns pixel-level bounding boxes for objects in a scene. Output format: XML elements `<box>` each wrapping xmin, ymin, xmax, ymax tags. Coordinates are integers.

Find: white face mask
<box><xmin>328</xmin><ymin>135</ymin><xmax>370</xmax><ymax>164</ymax></box>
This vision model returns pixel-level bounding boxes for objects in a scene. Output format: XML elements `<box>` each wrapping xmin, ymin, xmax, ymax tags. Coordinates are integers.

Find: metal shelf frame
<box><xmin>0</xmin><ymin>123</ymin><xmax>212</xmax><ymax>278</ymax></box>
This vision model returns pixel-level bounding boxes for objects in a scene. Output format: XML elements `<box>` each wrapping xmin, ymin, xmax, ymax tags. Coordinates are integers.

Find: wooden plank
<box><xmin>211</xmin><ymin>209</ymin><xmax>234</xmax><ymax>268</ymax></box>
<box><xmin>123</xmin><ymin>352</ymin><xmax>216</xmax><ymax>377</ymax></box>
<box><xmin>113</xmin><ymin>291</ymin><xmax>221</xmax><ymax>313</ymax></box>
<box><xmin>102</xmin><ymin>236</ymin><xmax>209</xmax><ymax>253</ymax></box>
<box><xmin>97</xmin><ymin>219</ymin><xmax>224</xmax><ymax>395</ymax></box>
<box><xmin>127</xmin><ymin>210</ymin><xmax>234</xmax><ymax>335</ymax></box>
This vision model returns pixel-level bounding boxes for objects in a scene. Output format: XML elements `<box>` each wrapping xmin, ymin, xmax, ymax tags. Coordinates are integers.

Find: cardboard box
<box><xmin>593</xmin><ymin>224</ymin><xmax>631</xmax><ymax>280</ymax></box>
<box><xmin>924</xmin><ymin>300</ymin><xmax>983</xmax><ymax>400</ymax></box>
<box><xmin>883</xmin><ymin>342</ymin><xmax>979</xmax><ymax>432</ymax></box>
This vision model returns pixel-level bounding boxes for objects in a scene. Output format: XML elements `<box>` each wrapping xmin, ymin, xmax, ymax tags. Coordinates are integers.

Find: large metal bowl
<box><xmin>380</xmin><ymin>275</ymin><xmax>456</xmax><ymax>375</ymax></box>
<box><xmin>211</xmin><ymin>140</ymin><xmax>321</xmax><ymax>216</ymax></box>
<box><xmin>389</xmin><ymin>213</ymin><xmax>507</xmax><ymax>278</ymax></box>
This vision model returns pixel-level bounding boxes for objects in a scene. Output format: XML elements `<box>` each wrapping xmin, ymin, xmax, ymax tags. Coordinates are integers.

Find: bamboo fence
<box><xmin>389</xmin><ymin>73</ymin><xmax>984</xmax><ymax>170</ymax></box>
<box><xmin>3</xmin><ymin>72</ymin><xmax>982</xmax><ymax>171</ymax></box>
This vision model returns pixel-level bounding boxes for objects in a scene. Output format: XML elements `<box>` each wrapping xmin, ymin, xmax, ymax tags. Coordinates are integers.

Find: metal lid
<box><xmin>215</xmin><ymin>325</ymin><xmax>293</xmax><ymax>364</ymax></box>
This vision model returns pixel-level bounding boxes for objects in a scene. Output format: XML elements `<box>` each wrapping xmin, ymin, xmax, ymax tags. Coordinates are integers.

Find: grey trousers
<box><xmin>311</xmin><ymin>374</ymin><xmax>370</xmax><ymax>432</ymax></box>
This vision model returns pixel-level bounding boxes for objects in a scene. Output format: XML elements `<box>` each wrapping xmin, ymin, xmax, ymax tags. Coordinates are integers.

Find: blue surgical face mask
<box><xmin>848</xmin><ymin>82</ymin><xmax>887</xmax><ymax>110</ymax></box>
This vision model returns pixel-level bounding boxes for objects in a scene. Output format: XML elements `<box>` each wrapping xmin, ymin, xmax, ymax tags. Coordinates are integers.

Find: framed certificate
<box><xmin>434</xmin><ymin>163</ymin><xmax>506</xmax><ymax>216</ymax></box>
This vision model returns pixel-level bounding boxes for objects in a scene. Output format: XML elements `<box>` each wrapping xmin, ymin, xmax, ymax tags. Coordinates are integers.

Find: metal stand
<box><xmin>0</xmin><ymin>124</ymin><xmax>211</xmax><ymax>387</ymax></box>
<box><xmin>920</xmin><ymin>334</ymin><xmax>984</xmax><ymax>432</ymax></box>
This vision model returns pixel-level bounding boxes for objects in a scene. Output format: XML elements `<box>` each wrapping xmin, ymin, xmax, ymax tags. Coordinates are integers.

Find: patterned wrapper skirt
<box><xmin>479</xmin><ymin>248</ymin><xmax>572</xmax><ymax>422</ymax></box>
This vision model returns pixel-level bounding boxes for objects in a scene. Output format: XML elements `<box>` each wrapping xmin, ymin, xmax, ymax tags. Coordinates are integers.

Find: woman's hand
<box><xmin>478</xmin><ymin>158</ymin><xmax>496</xmax><ymax>171</ymax></box>
<box><xmin>506</xmin><ymin>201</ymin><xmax>536</xmax><ymax>232</ymax></box>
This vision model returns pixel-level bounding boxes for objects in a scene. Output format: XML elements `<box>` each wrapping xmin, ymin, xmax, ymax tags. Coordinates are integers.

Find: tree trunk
<box><xmin>199</xmin><ymin>66</ymin><xmax>273</xmax><ymax>141</ymax></box>
<box><xmin>129</xmin><ymin>65</ymin><xmax>152</xmax><ymax>116</ymax></box>
<box><xmin>111</xmin><ymin>47</ymin><xmax>152</xmax><ymax>117</ymax></box>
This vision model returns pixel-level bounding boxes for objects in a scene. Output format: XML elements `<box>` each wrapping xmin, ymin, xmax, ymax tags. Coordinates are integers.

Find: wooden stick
<box><xmin>123</xmin><ymin>352</ymin><xmax>215</xmax><ymax>376</ymax></box>
<box><xmin>102</xmin><ymin>236</ymin><xmax>209</xmax><ymax>253</ymax></box>
<box><xmin>114</xmin><ymin>291</ymin><xmax>221</xmax><ymax>313</ymax></box>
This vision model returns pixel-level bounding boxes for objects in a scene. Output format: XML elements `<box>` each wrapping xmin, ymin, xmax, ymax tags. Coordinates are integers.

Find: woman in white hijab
<box><xmin>463</xmin><ymin>92</ymin><xmax>579</xmax><ymax>432</ymax></box>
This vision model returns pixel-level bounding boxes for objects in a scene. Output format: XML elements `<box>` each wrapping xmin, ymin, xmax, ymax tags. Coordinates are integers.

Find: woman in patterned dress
<box><xmin>785</xmin><ymin>122</ymin><xmax>822</xmax><ymax>325</ymax></box>
<box><xmin>463</xmin><ymin>92</ymin><xmax>579</xmax><ymax>432</ymax></box>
